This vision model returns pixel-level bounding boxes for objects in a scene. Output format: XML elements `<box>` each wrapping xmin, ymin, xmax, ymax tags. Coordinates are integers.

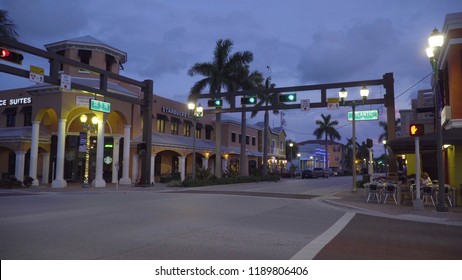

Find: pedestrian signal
<box><xmin>409</xmin><ymin>124</ymin><xmax>424</xmax><ymax>136</ymax></box>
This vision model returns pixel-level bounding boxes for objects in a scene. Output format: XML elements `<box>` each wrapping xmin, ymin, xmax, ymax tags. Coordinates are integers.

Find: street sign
<box><xmin>327</xmin><ymin>97</ymin><xmax>339</xmax><ymax>110</ymax></box>
<box><xmin>90</xmin><ymin>99</ymin><xmax>111</xmax><ymax>113</ymax></box>
<box><xmin>347</xmin><ymin>109</ymin><xmax>379</xmax><ymax>121</ymax></box>
<box><xmin>300</xmin><ymin>99</ymin><xmax>310</xmax><ymax>111</ymax></box>
<box><xmin>29</xmin><ymin>65</ymin><xmax>44</xmax><ymax>83</ymax></box>
<box><xmin>60</xmin><ymin>73</ymin><xmax>71</xmax><ymax>90</ymax></box>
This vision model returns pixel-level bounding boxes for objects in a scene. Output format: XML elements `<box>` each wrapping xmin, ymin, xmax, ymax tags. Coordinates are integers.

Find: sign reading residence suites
<box><xmin>347</xmin><ymin>109</ymin><xmax>379</xmax><ymax>121</ymax></box>
<box><xmin>0</xmin><ymin>97</ymin><xmax>32</xmax><ymax>106</ymax></box>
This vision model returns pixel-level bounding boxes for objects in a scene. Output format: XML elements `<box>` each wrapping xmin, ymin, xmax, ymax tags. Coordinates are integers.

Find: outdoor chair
<box><xmin>383</xmin><ymin>184</ymin><xmax>397</xmax><ymax>205</ymax></box>
<box><xmin>445</xmin><ymin>186</ymin><xmax>453</xmax><ymax>207</ymax></box>
<box><xmin>367</xmin><ymin>183</ymin><xmax>380</xmax><ymax>203</ymax></box>
<box><xmin>422</xmin><ymin>186</ymin><xmax>435</xmax><ymax>206</ymax></box>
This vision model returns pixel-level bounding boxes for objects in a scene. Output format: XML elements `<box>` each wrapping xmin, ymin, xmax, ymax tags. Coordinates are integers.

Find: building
<box><xmin>0</xmin><ymin>35</ymin><xmax>284</xmax><ymax>187</ymax></box>
<box><xmin>297</xmin><ymin>139</ymin><xmax>344</xmax><ymax>170</ymax></box>
<box><xmin>255</xmin><ymin>123</ymin><xmax>287</xmax><ymax>174</ymax></box>
<box><xmin>389</xmin><ymin>12</ymin><xmax>462</xmax><ymax>206</ymax></box>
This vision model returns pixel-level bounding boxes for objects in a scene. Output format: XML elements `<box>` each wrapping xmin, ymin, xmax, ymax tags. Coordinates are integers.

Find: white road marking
<box><xmin>291</xmin><ymin>212</ymin><xmax>356</xmax><ymax>260</ymax></box>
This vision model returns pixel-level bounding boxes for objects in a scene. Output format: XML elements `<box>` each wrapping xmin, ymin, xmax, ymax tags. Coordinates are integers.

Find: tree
<box><xmin>250</xmin><ymin>77</ymin><xmax>279</xmax><ymax>176</ymax></box>
<box><xmin>0</xmin><ymin>10</ymin><xmax>19</xmax><ymax>40</ymax></box>
<box><xmin>313</xmin><ymin>114</ymin><xmax>341</xmax><ymax>169</ymax></box>
<box><xmin>378</xmin><ymin>118</ymin><xmax>401</xmax><ymax>143</ymax></box>
<box><xmin>235</xmin><ymin>68</ymin><xmax>263</xmax><ymax>176</ymax></box>
<box><xmin>188</xmin><ymin>39</ymin><xmax>253</xmax><ymax>178</ymax></box>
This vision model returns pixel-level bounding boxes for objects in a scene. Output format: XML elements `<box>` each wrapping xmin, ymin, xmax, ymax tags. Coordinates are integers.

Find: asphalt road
<box><xmin>0</xmin><ymin>176</ymin><xmax>461</xmax><ymax>260</ymax></box>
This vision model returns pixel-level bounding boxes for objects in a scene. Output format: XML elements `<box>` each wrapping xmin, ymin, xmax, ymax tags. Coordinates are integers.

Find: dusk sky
<box><xmin>1</xmin><ymin>0</ymin><xmax>460</xmax><ymax>155</ymax></box>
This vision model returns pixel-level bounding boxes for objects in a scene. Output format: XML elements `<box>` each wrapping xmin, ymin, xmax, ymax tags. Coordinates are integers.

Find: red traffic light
<box><xmin>409</xmin><ymin>124</ymin><xmax>424</xmax><ymax>136</ymax></box>
<box><xmin>0</xmin><ymin>48</ymin><xmax>24</xmax><ymax>65</ymax></box>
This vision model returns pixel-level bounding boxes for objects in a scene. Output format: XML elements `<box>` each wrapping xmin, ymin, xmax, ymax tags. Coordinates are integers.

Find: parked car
<box><xmin>301</xmin><ymin>169</ymin><xmax>317</xmax><ymax>179</ymax></box>
<box><xmin>313</xmin><ymin>168</ymin><xmax>328</xmax><ymax>178</ymax></box>
<box><xmin>328</xmin><ymin>167</ymin><xmax>341</xmax><ymax>176</ymax></box>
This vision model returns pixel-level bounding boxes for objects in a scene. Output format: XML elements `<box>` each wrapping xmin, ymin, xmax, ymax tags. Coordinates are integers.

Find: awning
<box><xmin>170</xmin><ymin>117</ymin><xmax>182</xmax><ymax>124</ymax></box>
<box><xmin>2</xmin><ymin>107</ymin><xmax>17</xmax><ymax>115</ymax></box>
<box><xmin>387</xmin><ymin>128</ymin><xmax>462</xmax><ymax>154</ymax></box>
<box><xmin>156</xmin><ymin>113</ymin><xmax>169</xmax><ymax>121</ymax></box>
<box><xmin>20</xmin><ymin>106</ymin><xmax>32</xmax><ymax>113</ymax></box>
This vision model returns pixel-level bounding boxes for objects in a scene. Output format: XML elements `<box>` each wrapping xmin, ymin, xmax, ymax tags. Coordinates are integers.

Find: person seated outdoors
<box><xmin>421</xmin><ymin>172</ymin><xmax>432</xmax><ymax>185</ymax></box>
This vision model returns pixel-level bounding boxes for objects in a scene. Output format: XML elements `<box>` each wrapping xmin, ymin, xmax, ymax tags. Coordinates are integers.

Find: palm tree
<box><xmin>313</xmin><ymin>114</ymin><xmax>341</xmax><ymax>169</ymax></box>
<box><xmin>378</xmin><ymin>118</ymin><xmax>401</xmax><ymax>143</ymax></box>
<box><xmin>188</xmin><ymin>39</ymin><xmax>253</xmax><ymax>178</ymax></box>
<box><xmin>250</xmin><ymin>77</ymin><xmax>279</xmax><ymax>176</ymax></box>
<box><xmin>0</xmin><ymin>10</ymin><xmax>19</xmax><ymax>40</ymax></box>
<box><xmin>235</xmin><ymin>68</ymin><xmax>263</xmax><ymax>176</ymax></box>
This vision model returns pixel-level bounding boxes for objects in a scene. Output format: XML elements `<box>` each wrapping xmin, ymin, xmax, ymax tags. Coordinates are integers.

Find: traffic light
<box><xmin>0</xmin><ymin>48</ymin><xmax>24</xmax><ymax>65</ymax></box>
<box><xmin>207</xmin><ymin>99</ymin><xmax>223</xmax><ymax>108</ymax></box>
<box><xmin>366</xmin><ymin>138</ymin><xmax>373</xmax><ymax>148</ymax></box>
<box><xmin>241</xmin><ymin>96</ymin><xmax>257</xmax><ymax>105</ymax></box>
<box><xmin>409</xmin><ymin>124</ymin><xmax>425</xmax><ymax>136</ymax></box>
<box><xmin>279</xmin><ymin>93</ymin><xmax>296</xmax><ymax>102</ymax></box>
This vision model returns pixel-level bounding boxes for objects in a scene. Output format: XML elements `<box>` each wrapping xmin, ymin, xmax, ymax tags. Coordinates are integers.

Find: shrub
<box><xmin>23</xmin><ymin>176</ymin><xmax>34</xmax><ymax>187</ymax></box>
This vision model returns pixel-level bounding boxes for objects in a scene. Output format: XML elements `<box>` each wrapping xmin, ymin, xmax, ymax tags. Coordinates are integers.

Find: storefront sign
<box><xmin>0</xmin><ymin>97</ymin><xmax>32</xmax><ymax>106</ymax></box>
<box><xmin>161</xmin><ymin>106</ymin><xmax>192</xmax><ymax>118</ymax></box>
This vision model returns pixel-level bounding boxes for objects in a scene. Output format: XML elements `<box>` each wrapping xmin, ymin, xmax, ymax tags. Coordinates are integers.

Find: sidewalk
<box><xmin>320</xmin><ymin>188</ymin><xmax>462</xmax><ymax>226</ymax></box>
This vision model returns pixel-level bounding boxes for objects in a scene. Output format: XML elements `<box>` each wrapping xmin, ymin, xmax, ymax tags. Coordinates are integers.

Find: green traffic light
<box><xmin>249</xmin><ymin>97</ymin><xmax>255</xmax><ymax>103</ymax></box>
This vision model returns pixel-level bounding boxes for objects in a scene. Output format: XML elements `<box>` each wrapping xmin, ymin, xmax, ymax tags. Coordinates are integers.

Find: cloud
<box><xmin>297</xmin><ymin>18</ymin><xmax>400</xmax><ymax>84</ymax></box>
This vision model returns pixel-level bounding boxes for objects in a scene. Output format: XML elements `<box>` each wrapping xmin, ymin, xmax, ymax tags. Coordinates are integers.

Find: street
<box><xmin>0</xmin><ymin>176</ymin><xmax>461</xmax><ymax>259</ymax></box>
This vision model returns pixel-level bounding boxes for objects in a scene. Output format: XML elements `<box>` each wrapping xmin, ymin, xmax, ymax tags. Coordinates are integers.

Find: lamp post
<box><xmin>188</xmin><ymin>102</ymin><xmax>203</xmax><ymax>181</ymax></box>
<box><xmin>80</xmin><ymin>114</ymin><xmax>98</xmax><ymax>188</ymax></box>
<box><xmin>340</xmin><ymin>86</ymin><xmax>369</xmax><ymax>192</ymax></box>
<box><xmin>289</xmin><ymin>142</ymin><xmax>294</xmax><ymax>178</ymax></box>
<box><xmin>297</xmin><ymin>153</ymin><xmax>301</xmax><ymax>177</ymax></box>
<box><xmin>426</xmin><ymin>28</ymin><xmax>448</xmax><ymax>212</ymax></box>
<box><xmin>382</xmin><ymin>140</ymin><xmax>388</xmax><ymax>174</ymax></box>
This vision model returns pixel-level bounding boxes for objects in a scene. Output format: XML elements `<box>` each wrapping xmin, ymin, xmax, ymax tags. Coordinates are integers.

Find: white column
<box><xmin>29</xmin><ymin>121</ymin><xmax>40</xmax><ymax>186</ymax></box>
<box><xmin>14</xmin><ymin>150</ymin><xmax>26</xmax><ymax>182</ymax></box>
<box><xmin>150</xmin><ymin>153</ymin><xmax>156</xmax><ymax>185</ymax></box>
<box><xmin>222</xmin><ymin>158</ymin><xmax>228</xmax><ymax>173</ymax></box>
<box><xmin>112</xmin><ymin>136</ymin><xmax>121</xmax><ymax>183</ymax></box>
<box><xmin>119</xmin><ymin>125</ymin><xmax>132</xmax><ymax>184</ymax></box>
<box><xmin>92</xmin><ymin>119</ymin><xmax>106</xmax><ymax>188</ymax></box>
<box><xmin>178</xmin><ymin>156</ymin><xmax>186</xmax><ymax>181</ymax></box>
<box><xmin>41</xmin><ymin>152</ymin><xmax>50</xmax><ymax>184</ymax></box>
<box><xmin>132</xmin><ymin>153</ymin><xmax>139</xmax><ymax>184</ymax></box>
<box><xmin>52</xmin><ymin>119</ymin><xmax>67</xmax><ymax>188</ymax></box>
<box><xmin>202</xmin><ymin>157</ymin><xmax>209</xmax><ymax>169</ymax></box>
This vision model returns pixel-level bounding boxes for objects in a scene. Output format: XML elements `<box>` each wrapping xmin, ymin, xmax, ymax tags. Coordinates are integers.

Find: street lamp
<box><xmin>426</xmin><ymin>27</ymin><xmax>448</xmax><ymax>212</ymax></box>
<box><xmin>188</xmin><ymin>102</ymin><xmax>203</xmax><ymax>181</ymax></box>
<box><xmin>297</xmin><ymin>153</ymin><xmax>301</xmax><ymax>176</ymax></box>
<box><xmin>339</xmin><ymin>86</ymin><xmax>369</xmax><ymax>192</ymax></box>
<box><xmin>382</xmin><ymin>140</ymin><xmax>388</xmax><ymax>174</ymax></box>
<box><xmin>80</xmin><ymin>114</ymin><xmax>99</xmax><ymax>188</ymax></box>
<box><xmin>289</xmin><ymin>142</ymin><xmax>294</xmax><ymax>178</ymax></box>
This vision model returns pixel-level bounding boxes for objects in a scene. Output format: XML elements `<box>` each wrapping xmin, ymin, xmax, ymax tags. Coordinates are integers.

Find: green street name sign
<box><xmin>347</xmin><ymin>109</ymin><xmax>378</xmax><ymax>121</ymax></box>
<box><xmin>90</xmin><ymin>99</ymin><xmax>111</xmax><ymax>113</ymax></box>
